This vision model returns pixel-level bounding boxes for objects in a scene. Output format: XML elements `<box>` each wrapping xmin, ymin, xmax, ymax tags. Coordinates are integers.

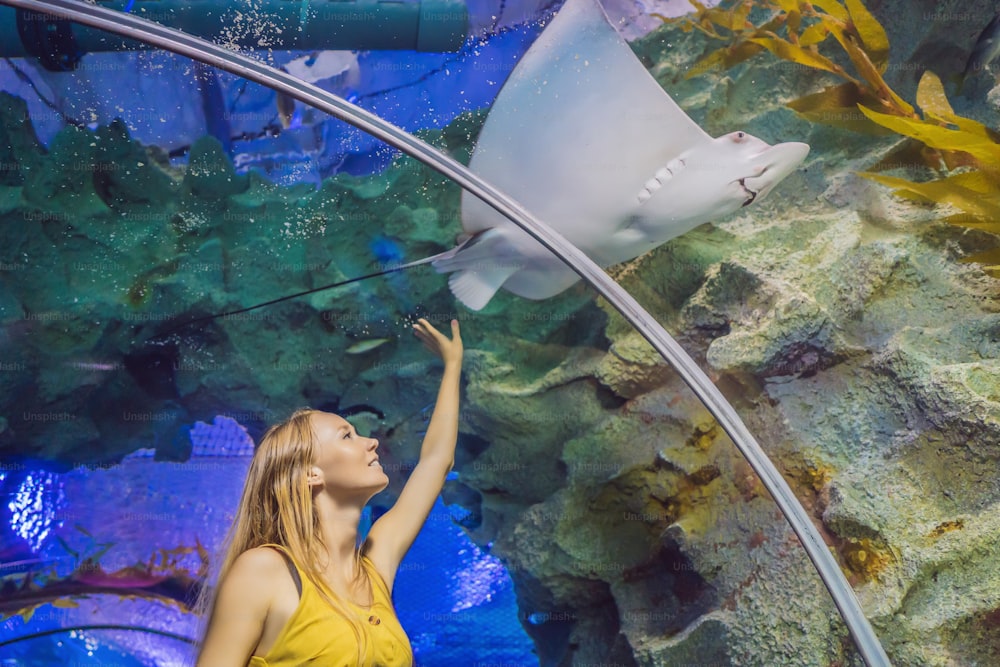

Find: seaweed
<box><xmin>666</xmin><ymin>0</ymin><xmax>907</xmax><ymax>125</ymax></box>
<box><xmin>669</xmin><ymin>0</ymin><xmax>1000</xmax><ymax>277</ymax></box>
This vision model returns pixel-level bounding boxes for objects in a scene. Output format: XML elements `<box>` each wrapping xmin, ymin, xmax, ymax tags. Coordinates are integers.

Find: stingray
<box><xmin>437</xmin><ymin>0</ymin><xmax>809</xmax><ymax>310</ymax></box>
<box><xmin>168</xmin><ymin>0</ymin><xmax>808</xmax><ymax>332</ymax></box>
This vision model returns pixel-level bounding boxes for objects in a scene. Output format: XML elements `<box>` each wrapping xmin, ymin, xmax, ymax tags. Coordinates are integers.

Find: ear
<box><xmin>306</xmin><ymin>464</ymin><xmax>324</xmax><ymax>487</ymax></box>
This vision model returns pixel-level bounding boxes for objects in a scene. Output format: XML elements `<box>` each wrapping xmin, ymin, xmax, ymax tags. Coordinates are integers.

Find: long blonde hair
<box><xmin>192</xmin><ymin>408</ymin><xmax>371</xmax><ymax>664</ymax></box>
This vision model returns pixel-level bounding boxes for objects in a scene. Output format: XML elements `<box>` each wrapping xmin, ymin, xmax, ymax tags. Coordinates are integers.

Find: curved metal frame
<box><xmin>0</xmin><ymin>1</ymin><xmax>891</xmax><ymax>664</ymax></box>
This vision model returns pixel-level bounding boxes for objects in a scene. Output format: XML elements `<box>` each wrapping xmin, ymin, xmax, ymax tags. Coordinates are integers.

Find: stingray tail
<box><xmin>150</xmin><ymin>241</ymin><xmax>475</xmax><ymax>340</ymax></box>
<box><xmin>431</xmin><ymin>229</ymin><xmax>522</xmax><ymax>311</ymax></box>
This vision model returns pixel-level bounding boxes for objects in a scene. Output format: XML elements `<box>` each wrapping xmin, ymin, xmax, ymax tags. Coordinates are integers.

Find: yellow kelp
<box><xmin>670</xmin><ymin>0</ymin><xmax>1000</xmax><ymax>277</ymax></box>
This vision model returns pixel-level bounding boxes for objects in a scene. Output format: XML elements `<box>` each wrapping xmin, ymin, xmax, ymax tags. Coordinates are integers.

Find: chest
<box><xmin>260</xmin><ymin>577</ymin><xmax>360</xmax><ymax>644</ymax></box>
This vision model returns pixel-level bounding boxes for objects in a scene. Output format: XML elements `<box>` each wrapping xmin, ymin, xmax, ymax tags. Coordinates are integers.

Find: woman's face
<box><xmin>308</xmin><ymin>412</ymin><xmax>389</xmax><ymax>498</ymax></box>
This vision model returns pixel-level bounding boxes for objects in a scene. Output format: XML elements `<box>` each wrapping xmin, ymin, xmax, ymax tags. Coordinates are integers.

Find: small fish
<box><xmin>195</xmin><ymin>63</ymin><xmax>232</xmax><ymax>155</ymax></box>
<box><xmin>370</xmin><ymin>235</ymin><xmax>405</xmax><ymax>269</ymax></box>
<box><xmin>345</xmin><ymin>338</ymin><xmax>390</xmax><ymax>354</ymax></box>
<box><xmin>283</xmin><ymin>50</ymin><xmax>358</xmax><ymax>84</ymax></box>
<box><xmin>276</xmin><ymin>91</ymin><xmax>297</xmax><ymax>129</ymax></box>
<box><xmin>959</xmin><ymin>12</ymin><xmax>1000</xmax><ymax>93</ymax></box>
<box><xmin>66</xmin><ymin>361</ymin><xmax>120</xmax><ymax>372</ymax></box>
<box><xmin>276</xmin><ymin>51</ymin><xmax>359</xmax><ymax>131</ymax></box>
<box><xmin>369</xmin><ymin>235</ymin><xmax>416</xmax><ymax>310</ymax></box>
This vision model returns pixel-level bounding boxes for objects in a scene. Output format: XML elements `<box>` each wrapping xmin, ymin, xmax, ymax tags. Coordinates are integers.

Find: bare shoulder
<box><xmin>211</xmin><ymin>547</ymin><xmax>287</xmax><ymax>614</ymax></box>
<box><xmin>194</xmin><ymin>547</ymin><xmax>286</xmax><ymax>667</ymax></box>
<box><xmin>235</xmin><ymin>545</ymin><xmax>289</xmax><ymax>575</ymax></box>
<box><xmin>222</xmin><ymin>546</ymin><xmax>290</xmax><ymax>596</ymax></box>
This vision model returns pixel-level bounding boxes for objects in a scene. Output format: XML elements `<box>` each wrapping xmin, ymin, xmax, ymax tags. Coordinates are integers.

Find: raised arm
<box><xmin>363</xmin><ymin>318</ymin><xmax>462</xmax><ymax>589</ymax></box>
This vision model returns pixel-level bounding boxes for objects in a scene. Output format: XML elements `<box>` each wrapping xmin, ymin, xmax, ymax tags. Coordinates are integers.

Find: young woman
<box><xmin>194</xmin><ymin>318</ymin><xmax>462</xmax><ymax>667</ymax></box>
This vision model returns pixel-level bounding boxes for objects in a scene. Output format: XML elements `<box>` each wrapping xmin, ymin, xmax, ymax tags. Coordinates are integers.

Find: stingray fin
<box><xmin>431</xmin><ymin>229</ymin><xmax>520</xmax><ymax>272</ymax></box>
<box><xmin>448</xmin><ymin>267</ymin><xmax>517</xmax><ymax>311</ymax></box>
<box><xmin>432</xmin><ymin>229</ymin><xmax>523</xmax><ymax>310</ymax></box>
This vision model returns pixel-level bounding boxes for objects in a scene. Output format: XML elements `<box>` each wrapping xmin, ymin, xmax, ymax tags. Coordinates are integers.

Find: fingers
<box><xmin>412</xmin><ymin>319</ymin><xmax>436</xmax><ymax>340</ymax></box>
<box><xmin>412</xmin><ymin>318</ymin><xmax>454</xmax><ymax>339</ymax></box>
<box><xmin>411</xmin><ymin>319</ymin><xmax>440</xmax><ymax>352</ymax></box>
<box><xmin>413</xmin><ymin>318</ymin><xmax>436</xmax><ymax>333</ymax></box>
<box><xmin>412</xmin><ymin>318</ymin><xmax>461</xmax><ymax>351</ymax></box>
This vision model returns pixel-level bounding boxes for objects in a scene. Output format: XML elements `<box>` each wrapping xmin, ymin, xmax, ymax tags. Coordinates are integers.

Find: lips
<box><xmin>368</xmin><ymin>458</ymin><xmax>380</xmax><ymax>467</ymax></box>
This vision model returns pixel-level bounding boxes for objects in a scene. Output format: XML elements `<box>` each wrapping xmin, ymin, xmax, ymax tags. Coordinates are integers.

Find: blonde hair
<box><xmin>192</xmin><ymin>408</ymin><xmax>371</xmax><ymax>664</ymax></box>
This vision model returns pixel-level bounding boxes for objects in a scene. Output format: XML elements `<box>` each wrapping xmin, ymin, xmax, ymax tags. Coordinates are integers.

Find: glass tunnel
<box><xmin>1</xmin><ymin>0</ymin><xmax>999</xmax><ymax>665</ymax></box>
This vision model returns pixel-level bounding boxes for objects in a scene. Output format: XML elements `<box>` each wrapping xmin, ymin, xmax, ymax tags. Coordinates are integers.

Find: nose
<box><xmin>368</xmin><ymin>436</ymin><xmax>379</xmax><ymax>450</ymax></box>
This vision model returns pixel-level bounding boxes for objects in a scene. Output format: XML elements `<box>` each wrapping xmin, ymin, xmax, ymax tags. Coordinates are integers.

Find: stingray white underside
<box><xmin>434</xmin><ymin>0</ymin><xmax>808</xmax><ymax>310</ymax></box>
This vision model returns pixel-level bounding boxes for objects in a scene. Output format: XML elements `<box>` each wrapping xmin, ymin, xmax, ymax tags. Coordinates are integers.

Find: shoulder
<box><xmin>196</xmin><ymin>547</ymin><xmax>288</xmax><ymax>666</ymax></box>
<box><xmin>223</xmin><ymin>547</ymin><xmax>288</xmax><ymax>593</ymax></box>
<box><xmin>233</xmin><ymin>546</ymin><xmax>288</xmax><ymax>575</ymax></box>
<box><xmin>212</xmin><ymin>548</ymin><xmax>289</xmax><ymax>616</ymax></box>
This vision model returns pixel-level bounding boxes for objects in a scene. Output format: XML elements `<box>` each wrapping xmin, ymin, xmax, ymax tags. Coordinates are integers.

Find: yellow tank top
<box><xmin>247</xmin><ymin>544</ymin><xmax>413</xmax><ymax>667</ymax></box>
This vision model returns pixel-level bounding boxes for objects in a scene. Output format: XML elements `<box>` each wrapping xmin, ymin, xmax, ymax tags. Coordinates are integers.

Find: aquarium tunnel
<box><xmin>1</xmin><ymin>0</ymin><xmax>1000</xmax><ymax>665</ymax></box>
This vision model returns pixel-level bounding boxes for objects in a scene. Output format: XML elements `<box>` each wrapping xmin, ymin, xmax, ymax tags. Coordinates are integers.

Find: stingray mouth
<box><xmin>739</xmin><ymin>178</ymin><xmax>758</xmax><ymax>207</ymax></box>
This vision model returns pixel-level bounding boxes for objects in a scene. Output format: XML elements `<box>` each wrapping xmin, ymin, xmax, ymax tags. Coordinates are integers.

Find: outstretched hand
<box><xmin>412</xmin><ymin>318</ymin><xmax>463</xmax><ymax>367</ymax></box>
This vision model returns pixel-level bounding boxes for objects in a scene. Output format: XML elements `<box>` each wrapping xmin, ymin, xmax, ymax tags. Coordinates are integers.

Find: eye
<box><xmin>734</xmin><ymin>131</ymin><xmax>746</xmax><ymax>142</ymax></box>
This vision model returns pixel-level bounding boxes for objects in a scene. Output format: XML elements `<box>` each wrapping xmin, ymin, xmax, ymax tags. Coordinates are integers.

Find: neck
<box><xmin>312</xmin><ymin>491</ymin><xmax>365</xmax><ymax>578</ymax></box>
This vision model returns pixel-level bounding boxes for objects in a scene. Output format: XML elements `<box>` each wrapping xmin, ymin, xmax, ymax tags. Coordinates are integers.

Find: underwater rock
<box><xmin>20</xmin><ymin>123</ymin><xmax>112</xmax><ymax>220</ymax></box>
<box><xmin>89</xmin><ymin>119</ymin><xmax>177</xmax><ymax>210</ymax></box>
<box><xmin>632</xmin><ymin>613</ymin><xmax>731</xmax><ymax>667</ymax></box>
<box><xmin>182</xmin><ymin>136</ymin><xmax>247</xmax><ymax>200</ymax></box>
<box><xmin>595</xmin><ymin>329</ymin><xmax>674</xmax><ymax>398</ymax></box>
<box><xmin>0</xmin><ymin>92</ymin><xmax>45</xmax><ymax>187</ymax></box>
